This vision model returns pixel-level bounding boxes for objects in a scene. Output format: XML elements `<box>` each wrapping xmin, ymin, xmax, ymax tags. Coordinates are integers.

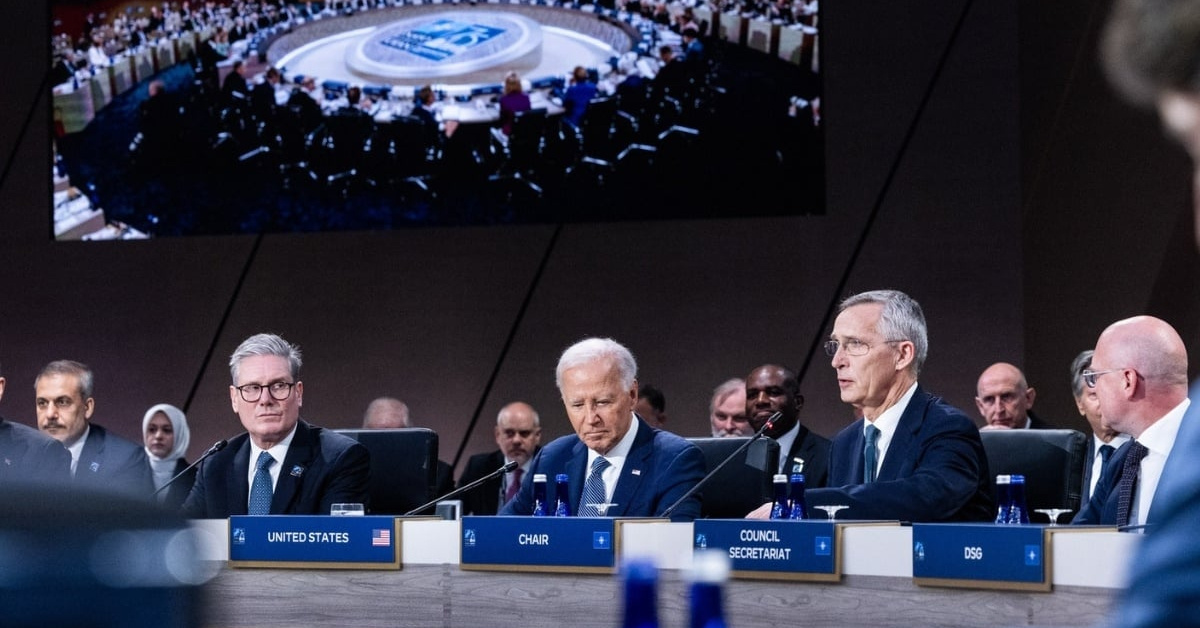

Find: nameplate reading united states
<box><xmin>228</xmin><ymin>515</ymin><xmax>400</xmax><ymax>569</ymax></box>
<box><xmin>912</xmin><ymin>523</ymin><xmax>1049</xmax><ymax>591</ymax></box>
<box><xmin>460</xmin><ymin>516</ymin><xmax>631</xmax><ymax>574</ymax></box>
<box><xmin>692</xmin><ymin>519</ymin><xmax>839</xmax><ymax>581</ymax></box>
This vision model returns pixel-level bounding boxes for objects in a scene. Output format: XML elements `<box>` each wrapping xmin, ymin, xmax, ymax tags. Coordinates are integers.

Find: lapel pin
<box><xmin>291</xmin><ymin>465</ymin><xmax>304</xmax><ymax>477</ymax></box>
<box><xmin>631</xmin><ymin>469</ymin><xmax>641</xmax><ymax>476</ymax></box>
<box><xmin>90</xmin><ymin>462</ymin><xmax>100</xmax><ymax>473</ymax></box>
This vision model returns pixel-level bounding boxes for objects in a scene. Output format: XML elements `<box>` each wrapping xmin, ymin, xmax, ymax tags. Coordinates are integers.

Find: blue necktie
<box><xmin>864</xmin><ymin>425</ymin><xmax>881</xmax><ymax>483</ymax></box>
<box><xmin>1116</xmin><ymin>442</ymin><xmax>1149</xmax><ymax>527</ymax></box>
<box><xmin>1099</xmin><ymin>444</ymin><xmax>1115</xmax><ymax>467</ymax></box>
<box><xmin>578</xmin><ymin>457</ymin><xmax>611</xmax><ymax>517</ymax></box>
<box><xmin>249</xmin><ymin>451</ymin><xmax>275</xmax><ymax>515</ymax></box>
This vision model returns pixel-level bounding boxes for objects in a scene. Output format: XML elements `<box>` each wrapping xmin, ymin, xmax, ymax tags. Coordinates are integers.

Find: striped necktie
<box><xmin>578</xmin><ymin>457</ymin><xmax>611</xmax><ymax>517</ymax></box>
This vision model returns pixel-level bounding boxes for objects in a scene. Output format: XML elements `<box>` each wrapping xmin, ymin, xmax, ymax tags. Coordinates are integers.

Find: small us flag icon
<box><xmin>372</xmin><ymin>529</ymin><xmax>391</xmax><ymax>547</ymax></box>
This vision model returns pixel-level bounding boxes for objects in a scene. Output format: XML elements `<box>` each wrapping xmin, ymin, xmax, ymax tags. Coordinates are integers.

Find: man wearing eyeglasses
<box><xmin>974</xmin><ymin>362</ymin><xmax>1054</xmax><ymax>430</ymax></box>
<box><xmin>181</xmin><ymin>333</ymin><xmax>370</xmax><ymax>518</ymax></box>
<box><xmin>1070</xmin><ymin>316</ymin><xmax>1189</xmax><ymax>528</ymax></box>
<box><xmin>750</xmin><ymin>289</ymin><xmax>992</xmax><ymax>521</ymax></box>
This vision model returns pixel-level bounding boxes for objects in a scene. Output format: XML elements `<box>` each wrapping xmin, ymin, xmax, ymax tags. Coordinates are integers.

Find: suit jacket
<box><xmin>158</xmin><ymin>458</ymin><xmax>196</xmax><ymax>511</ymax></box>
<box><xmin>181</xmin><ymin>420</ymin><xmax>370</xmax><ymax>518</ymax></box>
<box><xmin>499</xmin><ymin>417</ymin><xmax>706</xmax><ymax>521</ymax></box>
<box><xmin>0</xmin><ymin>416</ymin><xmax>71</xmax><ymax>487</ymax></box>
<box><xmin>1027</xmin><ymin>411</ymin><xmax>1054</xmax><ymax>429</ymax></box>
<box><xmin>779</xmin><ymin>423</ymin><xmax>832</xmax><ymax>488</ymax></box>
<box><xmin>1072</xmin><ymin>438</ymin><xmax>1165</xmax><ymax>526</ymax></box>
<box><xmin>75</xmin><ymin>422</ymin><xmax>155</xmax><ymax>499</ymax></box>
<box><xmin>458</xmin><ymin>448</ymin><xmax>543</xmax><ymax>515</ymax></box>
<box><xmin>805</xmin><ymin>386</ymin><xmax>994</xmax><ymax>522</ymax></box>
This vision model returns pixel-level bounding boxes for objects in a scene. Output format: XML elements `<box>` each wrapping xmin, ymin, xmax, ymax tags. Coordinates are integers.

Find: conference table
<box><xmin>194</xmin><ymin>518</ymin><xmax>1133</xmax><ymax>628</ymax></box>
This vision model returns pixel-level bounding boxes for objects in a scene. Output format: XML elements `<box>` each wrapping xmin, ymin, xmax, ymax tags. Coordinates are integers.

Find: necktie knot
<box><xmin>1099</xmin><ymin>444</ymin><xmax>1115</xmax><ymax>466</ymax></box>
<box><xmin>504</xmin><ymin>467</ymin><xmax>523</xmax><ymax>503</ymax></box>
<box><xmin>256</xmin><ymin>451</ymin><xmax>275</xmax><ymax>471</ymax></box>
<box><xmin>579</xmin><ymin>457</ymin><xmax>612</xmax><ymax>517</ymax></box>
<box><xmin>591</xmin><ymin>456</ymin><xmax>611</xmax><ymax>474</ymax></box>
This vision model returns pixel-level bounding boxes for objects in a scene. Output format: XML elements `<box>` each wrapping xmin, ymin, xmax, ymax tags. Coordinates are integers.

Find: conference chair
<box><xmin>978</xmin><ymin>428</ymin><xmax>1087</xmax><ymax>523</ymax></box>
<box><xmin>686</xmin><ymin>436</ymin><xmax>780</xmax><ymax>519</ymax></box>
<box><xmin>333</xmin><ymin>428</ymin><xmax>440</xmax><ymax>515</ymax></box>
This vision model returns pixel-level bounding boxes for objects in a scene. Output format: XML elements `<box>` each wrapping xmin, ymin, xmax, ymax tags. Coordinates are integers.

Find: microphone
<box><xmin>152</xmin><ymin>439</ymin><xmax>228</xmax><ymax>497</ymax></box>
<box><xmin>403</xmin><ymin>460</ymin><xmax>519</xmax><ymax>517</ymax></box>
<box><xmin>660</xmin><ymin>411</ymin><xmax>781</xmax><ymax>519</ymax></box>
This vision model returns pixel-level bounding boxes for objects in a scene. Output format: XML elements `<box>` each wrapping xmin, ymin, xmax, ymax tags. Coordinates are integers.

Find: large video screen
<box><xmin>50</xmin><ymin>0</ymin><xmax>822</xmax><ymax>240</ymax></box>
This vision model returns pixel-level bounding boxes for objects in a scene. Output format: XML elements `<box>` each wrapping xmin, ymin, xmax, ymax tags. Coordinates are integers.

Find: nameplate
<box><xmin>692</xmin><ymin>519</ymin><xmax>840</xmax><ymax>582</ymax></box>
<box><xmin>912</xmin><ymin>523</ymin><xmax>1049</xmax><ymax>591</ymax></box>
<box><xmin>228</xmin><ymin>515</ymin><xmax>400</xmax><ymax>569</ymax></box>
<box><xmin>460</xmin><ymin>516</ymin><xmax>641</xmax><ymax>574</ymax></box>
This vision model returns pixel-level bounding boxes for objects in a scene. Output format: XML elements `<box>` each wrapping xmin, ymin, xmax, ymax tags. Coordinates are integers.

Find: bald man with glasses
<box><xmin>182</xmin><ymin>333</ymin><xmax>370</xmax><ymax>518</ymax></box>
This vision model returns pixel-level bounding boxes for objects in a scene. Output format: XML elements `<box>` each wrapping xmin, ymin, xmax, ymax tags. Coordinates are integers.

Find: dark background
<box><xmin>3</xmin><ymin>0</ymin><xmax>1197</xmax><ymax>478</ymax></box>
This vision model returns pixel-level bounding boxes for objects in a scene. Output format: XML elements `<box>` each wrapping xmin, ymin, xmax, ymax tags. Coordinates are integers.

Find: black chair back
<box><xmin>334</xmin><ymin>428</ymin><xmax>439</xmax><ymax>515</ymax></box>
<box><xmin>978</xmin><ymin>428</ymin><xmax>1087</xmax><ymax>520</ymax></box>
<box><xmin>686</xmin><ymin>436</ymin><xmax>780</xmax><ymax>518</ymax></box>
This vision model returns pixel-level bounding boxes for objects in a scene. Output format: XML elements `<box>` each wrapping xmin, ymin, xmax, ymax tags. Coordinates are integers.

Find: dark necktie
<box><xmin>864</xmin><ymin>425</ymin><xmax>881</xmax><ymax>483</ymax></box>
<box><xmin>249</xmin><ymin>451</ymin><xmax>275</xmax><ymax>515</ymax></box>
<box><xmin>1099</xmin><ymin>444</ymin><xmax>1115</xmax><ymax>467</ymax></box>
<box><xmin>578</xmin><ymin>457</ymin><xmax>611</xmax><ymax>517</ymax></box>
<box><xmin>504</xmin><ymin>467</ymin><xmax>523</xmax><ymax>504</ymax></box>
<box><xmin>1116</xmin><ymin>442</ymin><xmax>1149</xmax><ymax>527</ymax></box>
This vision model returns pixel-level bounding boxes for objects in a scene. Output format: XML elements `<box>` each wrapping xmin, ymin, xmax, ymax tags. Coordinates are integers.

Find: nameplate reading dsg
<box><xmin>912</xmin><ymin>523</ymin><xmax>1048</xmax><ymax>591</ymax></box>
<box><xmin>460</xmin><ymin>516</ymin><xmax>619</xmax><ymax>573</ymax></box>
<box><xmin>228</xmin><ymin>515</ymin><xmax>399</xmax><ymax>569</ymax></box>
<box><xmin>692</xmin><ymin>519</ymin><xmax>838</xmax><ymax>581</ymax></box>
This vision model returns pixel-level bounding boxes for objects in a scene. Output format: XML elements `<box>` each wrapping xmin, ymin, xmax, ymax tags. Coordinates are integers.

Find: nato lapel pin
<box><xmin>291</xmin><ymin>465</ymin><xmax>305</xmax><ymax>477</ymax></box>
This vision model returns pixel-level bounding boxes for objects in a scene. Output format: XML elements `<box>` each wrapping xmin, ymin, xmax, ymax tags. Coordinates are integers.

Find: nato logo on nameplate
<box><xmin>228</xmin><ymin>515</ymin><xmax>400</xmax><ymax>569</ymax></box>
<box><xmin>911</xmin><ymin>523</ymin><xmax>1048</xmax><ymax>591</ymax></box>
<box><xmin>692</xmin><ymin>519</ymin><xmax>839</xmax><ymax>581</ymax></box>
<box><xmin>460</xmin><ymin>516</ymin><xmax>622</xmax><ymax>574</ymax></box>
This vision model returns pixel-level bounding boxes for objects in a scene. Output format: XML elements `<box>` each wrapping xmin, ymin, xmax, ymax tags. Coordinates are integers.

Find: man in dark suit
<box><xmin>35</xmin><ymin>360</ymin><xmax>154</xmax><ymax>499</ymax></box>
<box><xmin>1070</xmin><ymin>350</ymin><xmax>1129</xmax><ymax>503</ymax></box>
<box><xmin>752</xmin><ymin>289</ymin><xmax>992</xmax><ymax>522</ymax></box>
<box><xmin>975</xmin><ymin>362</ymin><xmax>1054</xmax><ymax>430</ymax></box>
<box><xmin>1071</xmin><ymin>316</ymin><xmax>1190</xmax><ymax>527</ymax></box>
<box><xmin>745</xmin><ymin>364</ymin><xmax>830</xmax><ymax>487</ymax></box>
<box><xmin>500</xmin><ymin>337</ymin><xmax>706</xmax><ymax>521</ymax></box>
<box><xmin>458</xmin><ymin>401</ymin><xmax>542</xmax><ymax>515</ymax></box>
<box><xmin>182</xmin><ymin>333</ymin><xmax>370</xmax><ymax>518</ymax></box>
<box><xmin>0</xmin><ymin>361</ymin><xmax>70</xmax><ymax>487</ymax></box>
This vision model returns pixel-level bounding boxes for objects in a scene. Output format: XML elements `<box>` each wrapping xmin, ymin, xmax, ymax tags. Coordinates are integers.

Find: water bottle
<box><xmin>994</xmin><ymin>474</ymin><xmax>1011</xmax><ymax>524</ymax></box>
<box><xmin>688</xmin><ymin>550</ymin><xmax>730</xmax><ymax>628</ymax></box>
<box><xmin>787</xmin><ymin>473</ymin><xmax>807</xmax><ymax>520</ymax></box>
<box><xmin>554</xmin><ymin>473</ymin><xmax>571</xmax><ymax>517</ymax></box>
<box><xmin>769</xmin><ymin>473</ymin><xmax>790</xmax><ymax>519</ymax></box>
<box><xmin>621</xmin><ymin>558</ymin><xmax>659</xmax><ymax>628</ymax></box>
<box><xmin>1007</xmin><ymin>474</ymin><xmax>1030</xmax><ymax>524</ymax></box>
<box><xmin>532</xmin><ymin>473</ymin><xmax>549</xmax><ymax>516</ymax></box>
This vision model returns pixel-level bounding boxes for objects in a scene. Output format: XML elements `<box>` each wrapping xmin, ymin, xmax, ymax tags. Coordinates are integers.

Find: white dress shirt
<box><xmin>1130</xmin><ymin>398</ymin><xmax>1190</xmax><ymax>527</ymax></box>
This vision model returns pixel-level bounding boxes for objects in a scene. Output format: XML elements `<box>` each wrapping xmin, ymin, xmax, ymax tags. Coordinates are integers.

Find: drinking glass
<box><xmin>1034</xmin><ymin>508</ymin><xmax>1073</xmax><ymax>526</ymax></box>
<box><xmin>331</xmin><ymin>503</ymin><xmax>365</xmax><ymax>516</ymax></box>
<box><xmin>813</xmin><ymin>505</ymin><xmax>849</xmax><ymax>521</ymax></box>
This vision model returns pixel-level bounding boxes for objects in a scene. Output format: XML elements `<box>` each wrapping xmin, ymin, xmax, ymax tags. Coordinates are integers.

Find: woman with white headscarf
<box><xmin>143</xmin><ymin>403</ymin><xmax>193</xmax><ymax>509</ymax></box>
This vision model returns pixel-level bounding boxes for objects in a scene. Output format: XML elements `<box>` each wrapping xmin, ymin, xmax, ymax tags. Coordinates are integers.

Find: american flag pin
<box><xmin>290</xmin><ymin>465</ymin><xmax>304</xmax><ymax>477</ymax></box>
<box><xmin>631</xmin><ymin>469</ymin><xmax>641</xmax><ymax>476</ymax></box>
<box><xmin>4</xmin><ymin>458</ymin><xmax>11</xmax><ymax>466</ymax></box>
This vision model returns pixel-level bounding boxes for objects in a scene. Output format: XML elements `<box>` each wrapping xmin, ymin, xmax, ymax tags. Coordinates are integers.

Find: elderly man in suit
<box><xmin>750</xmin><ymin>289</ymin><xmax>993</xmax><ymax>521</ymax></box>
<box><xmin>0</xmin><ymin>360</ymin><xmax>70</xmax><ymax>487</ymax></box>
<box><xmin>458</xmin><ymin>401</ymin><xmax>542</xmax><ymax>515</ymax></box>
<box><xmin>182</xmin><ymin>333</ymin><xmax>370</xmax><ymax>518</ymax></box>
<box><xmin>500</xmin><ymin>337</ymin><xmax>706</xmax><ymax>521</ymax></box>
<box><xmin>975</xmin><ymin>362</ymin><xmax>1055</xmax><ymax>430</ymax></box>
<box><xmin>36</xmin><ymin>360</ymin><xmax>153</xmax><ymax>498</ymax></box>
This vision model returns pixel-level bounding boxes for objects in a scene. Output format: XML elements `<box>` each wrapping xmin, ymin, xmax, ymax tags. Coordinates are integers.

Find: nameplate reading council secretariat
<box><xmin>692</xmin><ymin>519</ymin><xmax>840</xmax><ymax>581</ymax></box>
<box><xmin>228</xmin><ymin>515</ymin><xmax>400</xmax><ymax>569</ymax></box>
<box><xmin>912</xmin><ymin>523</ymin><xmax>1049</xmax><ymax>591</ymax></box>
<box><xmin>461</xmin><ymin>516</ymin><xmax>650</xmax><ymax>574</ymax></box>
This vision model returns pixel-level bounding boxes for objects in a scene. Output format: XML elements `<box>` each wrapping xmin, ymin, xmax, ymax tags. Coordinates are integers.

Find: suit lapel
<box><xmin>877</xmin><ymin>387</ymin><xmax>928</xmax><ymax>481</ymax></box>
<box><xmin>567</xmin><ymin>441</ymin><xmax>588</xmax><ymax>514</ymax></box>
<box><xmin>228</xmin><ymin>438</ymin><xmax>252</xmax><ymax>515</ymax></box>
<box><xmin>77</xmin><ymin>424</ymin><xmax>105</xmax><ymax>480</ymax></box>
<box><xmin>608</xmin><ymin>420</ymin><xmax>653</xmax><ymax>517</ymax></box>
<box><xmin>273</xmin><ymin>422</ymin><xmax>315</xmax><ymax>513</ymax></box>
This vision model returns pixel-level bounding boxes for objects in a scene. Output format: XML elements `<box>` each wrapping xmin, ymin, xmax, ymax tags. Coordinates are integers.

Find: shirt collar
<box><xmin>1136</xmin><ymin>398</ymin><xmax>1190</xmax><ymax>457</ymax></box>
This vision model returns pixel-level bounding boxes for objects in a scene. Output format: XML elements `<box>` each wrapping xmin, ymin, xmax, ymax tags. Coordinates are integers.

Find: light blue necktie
<box><xmin>864</xmin><ymin>425</ymin><xmax>881</xmax><ymax>483</ymax></box>
<box><xmin>578</xmin><ymin>457</ymin><xmax>611</xmax><ymax>517</ymax></box>
<box><xmin>249</xmin><ymin>451</ymin><xmax>275</xmax><ymax>515</ymax></box>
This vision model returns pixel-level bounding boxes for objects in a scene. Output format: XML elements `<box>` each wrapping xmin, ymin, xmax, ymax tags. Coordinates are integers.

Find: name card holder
<box><xmin>692</xmin><ymin>519</ymin><xmax>892</xmax><ymax>582</ymax></box>
<box><xmin>228</xmin><ymin>515</ymin><xmax>401</xmax><ymax>569</ymax></box>
<box><xmin>460</xmin><ymin>516</ymin><xmax>659</xmax><ymax>574</ymax></box>
<box><xmin>912</xmin><ymin>523</ymin><xmax>1081</xmax><ymax>591</ymax></box>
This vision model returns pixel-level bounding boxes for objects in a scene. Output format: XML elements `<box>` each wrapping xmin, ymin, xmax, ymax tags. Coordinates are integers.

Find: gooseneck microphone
<box><xmin>660</xmin><ymin>411</ymin><xmax>781</xmax><ymax>519</ymax></box>
<box><xmin>403</xmin><ymin>460</ymin><xmax>519</xmax><ymax>516</ymax></box>
<box><xmin>152</xmin><ymin>439</ymin><xmax>228</xmax><ymax>497</ymax></box>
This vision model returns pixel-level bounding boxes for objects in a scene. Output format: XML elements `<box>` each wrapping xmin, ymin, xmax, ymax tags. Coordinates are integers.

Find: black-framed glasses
<box><xmin>1081</xmin><ymin>369</ymin><xmax>1121</xmax><ymax>388</ymax></box>
<box><xmin>235</xmin><ymin>381</ymin><xmax>296</xmax><ymax>402</ymax></box>
<box><xmin>823</xmin><ymin>338</ymin><xmax>904</xmax><ymax>357</ymax></box>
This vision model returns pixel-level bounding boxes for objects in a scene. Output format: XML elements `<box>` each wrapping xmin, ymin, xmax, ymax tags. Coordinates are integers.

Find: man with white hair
<box><xmin>499</xmin><ymin>337</ymin><xmax>706</xmax><ymax>521</ymax></box>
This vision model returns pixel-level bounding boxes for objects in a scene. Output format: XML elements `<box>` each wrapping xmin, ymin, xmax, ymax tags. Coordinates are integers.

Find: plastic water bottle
<box><xmin>688</xmin><ymin>550</ymin><xmax>730</xmax><ymax>628</ymax></box>
<box><xmin>621</xmin><ymin>559</ymin><xmax>659</xmax><ymax>628</ymax></box>
<box><xmin>532</xmin><ymin>473</ymin><xmax>549</xmax><ymax>516</ymax></box>
<box><xmin>554</xmin><ymin>473</ymin><xmax>571</xmax><ymax>517</ymax></box>
<box><xmin>769</xmin><ymin>473</ymin><xmax>790</xmax><ymax>519</ymax></box>
<box><xmin>1007</xmin><ymin>474</ymin><xmax>1030</xmax><ymax>524</ymax></box>
<box><xmin>994</xmin><ymin>474</ymin><xmax>1011</xmax><ymax>524</ymax></box>
<box><xmin>787</xmin><ymin>473</ymin><xmax>807</xmax><ymax>520</ymax></box>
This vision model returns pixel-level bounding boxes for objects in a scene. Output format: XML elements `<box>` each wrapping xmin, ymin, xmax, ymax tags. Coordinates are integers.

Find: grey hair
<box><xmin>710</xmin><ymin>377</ymin><xmax>745</xmax><ymax>414</ymax></box>
<box><xmin>229</xmin><ymin>333</ymin><xmax>302</xmax><ymax>383</ymax></box>
<box><xmin>1070</xmin><ymin>350</ymin><xmax>1094</xmax><ymax>399</ymax></box>
<box><xmin>497</xmin><ymin>402</ymin><xmax>541</xmax><ymax>427</ymax></box>
<box><xmin>37</xmin><ymin>360</ymin><xmax>95</xmax><ymax>399</ymax></box>
<box><xmin>555</xmin><ymin>337</ymin><xmax>637</xmax><ymax>390</ymax></box>
<box><xmin>839</xmin><ymin>289</ymin><xmax>929</xmax><ymax>375</ymax></box>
